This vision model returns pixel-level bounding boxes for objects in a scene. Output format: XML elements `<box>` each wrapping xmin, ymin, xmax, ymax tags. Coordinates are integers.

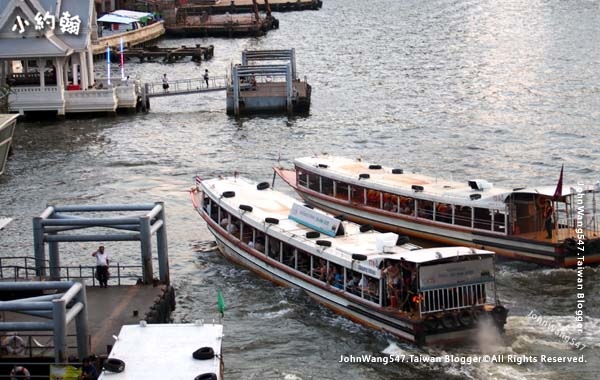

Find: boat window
<box><xmin>434</xmin><ymin>203</ymin><xmax>452</xmax><ymax>223</ymax></box>
<box><xmin>399</xmin><ymin>196</ymin><xmax>414</xmax><ymax>215</ymax></box>
<box><xmin>308</xmin><ymin>171</ymin><xmax>320</xmax><ymax>192</ymax></box>
<box><xmin>297</xmin><ymin>168</ymin><xmax>308</xmax><ymax>187</ymax></box>
<box><xmin>254</xmin><ymin>231</ymin><xmax>266</xmax><ymax>253</ymax></box>
<box><xmin>312</xmin><ymin>258</ymin><xmax>327</xmax><ymax>282</ymax></box>
<box><xmin>492</xmin><ymin>210</ymin><xmax>506</xmax><ymax>233</ymax></box>
<box><xmin>267</xmin><ymin>236</ymin><xmax>281</xmax><ymax>261</ymax></box>
<box><xmin>227</xmin><ymin>215</ymin><xmax>241</xmax><ymax>239</ymax></box>
<box><xmin>335</xmin><ymin>181</ymin><xmax>349</xmax><ymax>201</ymax></box>
<box><xmin>346</xmin><ymin>270</ymin><xmax>361</xmax><ymax>296</ymax></box>
<box><xmin>282</xmin><ymin>242</ymin><xmax>296</xmax><ymax>268</ymax></box>
<box><xmin>350</xmin><ymin>185</ymin><xmax>365</xmax><ymax>204</ymax></box>
<box><xmin>454</xmin><ymin>206</ymin><xmax>472</xmax><ymax>227</ymax></box>
<box><xmin>366</xmin><ymin>190</ymin><xmax>382</xmax><ymax>208</ymax></box>
<box><xmin>383</xmin><ymin>193</ymin><xmax>399</xmax><ymax>212</ymax></box>
<box><xmin>416</xmin><ymin>200</ymin><xmax>434</xmax><ymax>220</ymax></box>
<box><xmin>202</xmin><ymin>192</ymin><xmax>210</xmax><ymax>212</ymax></box>
<box><xmin>297</xmin><ymin>250</ymin><xmax>311</xmax><ymax>275</ymax></box>
<box><xmin>209</xmin><ymin>199</ymin><xmax>219</xmax><ymax>222</ymax></box>
<box><xmin>321</xmin><ymin>177</ymin><xmax>334</xmax><ymax>196</ymax></box>
<box><xmin>328</xmin><ymin>263</ymin><xmax>344</xmax><ymax>289</ymax></box>
<box><xmin>241</xmin><ymin>223</ymin><xmax>255</xmax><ymax>245</ymax></box>
<box><xmin>474</xmin><ymin>208</ymin><xmax>492</xmax><ymax>230</ymax></box>
<box><xmin>360</xmin><ymin>275</ymin><xmax>380</xmax><ymax>304</ymax></box>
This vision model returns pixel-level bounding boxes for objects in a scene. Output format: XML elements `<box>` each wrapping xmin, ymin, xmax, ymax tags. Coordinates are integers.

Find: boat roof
<box><xmin>0</xmin><ymin>218</ymin><xmax>12</xmax><ymax>230</ymax></box>
<box><xmin>293</xmin><ymin>156</ymin><xmax>586</xmax><ymax>207</ymax></box>
<box><xmin>98</xmin><ymin>323</ymin><xmax>223</xmax><ymax>380</ymax></box>
<box><xmin>0</xmin><ymin>114</ymin><xmax>18</xmax><ymax>130</ymax></box>
<box><xmin>201</xmin><ymin>177</ymin><xmax>494</xmax><ymax>271</ymax></box>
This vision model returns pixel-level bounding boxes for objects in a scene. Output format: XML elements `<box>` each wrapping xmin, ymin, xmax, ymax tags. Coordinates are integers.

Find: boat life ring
<box><xmin>9</xmin><ymin>366</ymin><xmax>30</xmax><ymax>380</ymax></box>
<box><xmin>3</xmin><ymin>334</ymin><xmax>26</xmax><ymax>355</ymax></box>
<box><xmin>193</xmin><ymin>347</ymin><xmax>215</xmax><ymax>360</ymax></box>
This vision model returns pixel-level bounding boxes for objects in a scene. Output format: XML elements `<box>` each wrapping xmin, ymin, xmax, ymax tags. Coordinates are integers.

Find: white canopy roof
<box><xmin>97</xmin><ymin>14</ymin><xmax>137</xmax><ymax>24</ymax></box>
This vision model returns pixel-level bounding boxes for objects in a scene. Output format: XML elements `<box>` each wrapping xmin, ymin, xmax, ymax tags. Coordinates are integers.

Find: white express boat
<box><xmin>98</xmin><ymin>322</ymin><xmax>224</xmax><ymax>380</ymax></box>
<box><xmin>192</xmin><ymin>176</ymin><xmax>508</xmax><ymax>346</ymax></box>
<box><xmin>275</xmin><ymin>156</ymin><xmax>600</xmax><ymax>268</ymax></box>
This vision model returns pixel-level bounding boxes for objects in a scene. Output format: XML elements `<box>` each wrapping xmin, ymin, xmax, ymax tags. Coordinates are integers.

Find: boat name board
<box><xmin>419</xmin><ymin>257</ymin><xmax>494</xmax><ymax>289</ymax></box>
<box><xmin>289</xmin><ymin>203</ymin><xmax>341</xmax><ymax>237</ymax></box>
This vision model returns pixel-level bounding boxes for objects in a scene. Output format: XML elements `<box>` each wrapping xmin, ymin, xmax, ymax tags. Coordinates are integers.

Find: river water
<box><xmin>1</xmin><ymin>0</ymin><xmax>599</xmax><ymax>379</ymax></box>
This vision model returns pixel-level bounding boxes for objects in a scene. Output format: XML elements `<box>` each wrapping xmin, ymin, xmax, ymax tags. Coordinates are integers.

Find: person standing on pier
<box><xmin>204</xmin><ymin>69</ymin><xmax>209</xmax><ymax>87</ymax></box>
<box><xmin>92</xmin><ymin>245</ymin><xmax>109</xmax><ymax>288</ymax></box>
<box><xmin>162</xmin><ymin>73</ymin><xmax>169</xmax><ymax>92</ymax></box>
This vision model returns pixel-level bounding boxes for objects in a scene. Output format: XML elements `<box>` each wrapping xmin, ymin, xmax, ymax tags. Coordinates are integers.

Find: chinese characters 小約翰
<box><xmin>13</xmin><ymin>11</ymin><xmax>81</xmax><ymax>35</ymax></box>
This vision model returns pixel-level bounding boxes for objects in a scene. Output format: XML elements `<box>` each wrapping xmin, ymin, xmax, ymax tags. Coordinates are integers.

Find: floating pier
<box><xmin>121</xmin><ymin>44</ymin><xmax>214</xmax><ymax>63</ymax></box>
<box><xmin>161</xmin><ymin>0</ymin><xmax>279</xmax><ymax>37</ymax></box>
<box><xmin>127</xmin><ymin>0</ymin><xmax>323</xmax><ymax>14</ymax></box>
<box><xmin>227</xmin><ymin>49</ymin><xmax>311</xmax><ymax>116</ymax></box>
<box><xmin>0</xmin><ymin>202</ymin><xmax>177</xmax><ymax>378</ymax></box>
<box><xmin>91</xmin><ymin>21</ymin><xmax>166</xmax><ymax>55</ymax></box>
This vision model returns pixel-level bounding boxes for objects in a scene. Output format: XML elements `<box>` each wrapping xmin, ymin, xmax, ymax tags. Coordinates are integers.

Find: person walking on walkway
<box><xmin>92</xmin><ymin>245</ymin><xmax>109</xmax><ymax>288</ymax></box>
<box><xmin>162</xmin><ymin>73</ymin><xmax>169</xmax><ymax>92</ymax></box>
<box><xmin>203</xmin><ymin>69</ymin><xmax>209</xmax><ymax>88</ymax></box>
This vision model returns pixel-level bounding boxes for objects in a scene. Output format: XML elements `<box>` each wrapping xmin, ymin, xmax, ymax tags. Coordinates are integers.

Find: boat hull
<box><xmin>204</xmin><ymin>217</ymin><xmax>505</xmax><ymax>346</ymax></box>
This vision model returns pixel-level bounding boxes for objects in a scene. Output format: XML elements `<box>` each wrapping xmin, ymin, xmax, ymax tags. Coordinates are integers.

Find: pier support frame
<box><xmin>0</xmin><ymin>281</ymin><xmax>89</xmax><ymax>362</ymax></box>
<box><xmin>33</xmin><ymin>203</ymin><xmax>170</xmax><ymax>285</ymax></box>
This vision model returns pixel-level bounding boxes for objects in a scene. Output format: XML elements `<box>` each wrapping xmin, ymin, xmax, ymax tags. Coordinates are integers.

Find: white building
<box><xmin>0</xmin><ymin>0</ymin><xmax>139</xmax><ymax>115</ymax></box>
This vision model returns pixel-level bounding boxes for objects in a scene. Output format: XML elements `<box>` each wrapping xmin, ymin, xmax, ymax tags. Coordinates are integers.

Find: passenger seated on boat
<box><xmin>383</xmin><ymin>262</ymin><xmax>401</xmax><ymax>306</ymax></box>
<box><xmin>254</xmin><ymin>237</ymin><xmax>265</xmax><ymax>253</ymax></box>
<box><xmin>313</xmin><ymin>259</ymin><xmax>327</xmax><ymax>281</ymax></box>
<box><xmin>345</xmin><ymin>274</ymin><xmax>359</xmax><ymax>294</ymax></box>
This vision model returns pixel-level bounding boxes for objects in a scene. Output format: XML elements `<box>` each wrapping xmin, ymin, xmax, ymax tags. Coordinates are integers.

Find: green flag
<box><xmin>217</xmin><ymin>290</ymin><xmax>225</xmax><ymax>317</ymax></box>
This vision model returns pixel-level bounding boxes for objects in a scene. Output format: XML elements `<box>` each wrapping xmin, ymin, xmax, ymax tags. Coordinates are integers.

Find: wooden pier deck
<box><xmin>122</xmin><ymin>45</ymin><xmax>214</xmax><ymax>63</ymax></box>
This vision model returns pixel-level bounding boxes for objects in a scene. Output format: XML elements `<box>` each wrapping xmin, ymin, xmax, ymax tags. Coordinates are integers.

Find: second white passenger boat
<box><xmin>192</xmin><ymin>176</ymin><xmax>508</xmax><ymax>346</ymax></box>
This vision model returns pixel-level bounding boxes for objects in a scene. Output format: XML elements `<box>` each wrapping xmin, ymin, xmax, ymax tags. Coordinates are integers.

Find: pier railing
<box><xmin>144</xmin><ymin>76</ymin><xmax>228</xmax><ymax>98</ymax></box>
<box><xmin>0</xmin><ymin>256</ymin><xmax>143</xmax><ymax>286</ymax></box>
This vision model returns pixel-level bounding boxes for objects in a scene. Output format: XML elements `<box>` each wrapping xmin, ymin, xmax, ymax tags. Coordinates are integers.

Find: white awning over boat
<box><xmin>97</xmin><ymin>14</ymin><xmax>137</xmax><ymax>24</ymax></box>
<box><xmin>111</xmin><ymin>10</ymin><xmax>154</xmax><ymax>20</ymax></box>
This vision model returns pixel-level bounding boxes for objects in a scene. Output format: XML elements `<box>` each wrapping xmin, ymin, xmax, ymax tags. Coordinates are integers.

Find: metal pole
<box><xmin>33</xmin><ymin>216</ymin><xmax>46</xmax><ymax>277</ymax></box>
<box><xmin>53</xmin><ymin>298</ymin><xmax>67</xmax><ymax>363</ymax></box>
<box><xmin>233</xmin><ymin>65</ymin><xmax>240</xmax><ymax>116</ymax></box>
<box><xmin>156</xmin><ymin>202</ymin><xmax>170</xmax><ymax>285</ymax></box>
<box><xmin>74</xmin><ymin>281</ymin><xmax>89</xmax><ymax>359</ymax></box>
<box><xmin>291</xmin><ymin>48</ymin><xmax>296</xmax><ymax>79</ymax></box>
<box><xmin>49</xmin><ymin>232</ymin><xmax>60</xmax><ymax>280</ymax></box>
<box><xmin>286</xmin><ymin>64</ymin><xmax>293</xmax><ymax>114</ymax></box>
<box><xmin>140</xmin><ymin>216</ymin><xmax>153</xmax><ymax>284</ymax></box>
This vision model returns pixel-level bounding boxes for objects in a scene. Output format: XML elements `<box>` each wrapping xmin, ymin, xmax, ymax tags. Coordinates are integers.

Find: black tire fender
<box><xmin>265</xmin><ymin>217</ymin><xmax>279</xmax><ymax>224</ymax></box>
<box><xmin>256</xmin><ymin>182</ymin><xmax>270</xmax><ymax>190</ymax></box>
<box><xmin>316</xmin><ymin>240</ymin><xmax>332</xmax><ymax>247</ymax></box>
<box><xmin>222</xmin><ymin>191</ymin><xmax>235</xmax><ymax>198</ymax></box>
<box><xmin>193</xmin><ymin>347</ymin><xmax>215</xmax><ymax>360</ymax></box>
<box><xmin>104</xmin><ymin>358</ymin><xmax>126</xmax><ymax>373</ymax></box>
<box><xmin>359</xmin><ymin>224</ymin><xmax>373</xmax><ymax>233</ymax></box>
<box><xmin>305</xmin><ymin>231</ymin><xmax>320</xmax><ymax>238</ymax></box>
<box><xmin>239</xmin><ymin>204</ymin><xmax>253</xmax><ymax>212</ymax></box>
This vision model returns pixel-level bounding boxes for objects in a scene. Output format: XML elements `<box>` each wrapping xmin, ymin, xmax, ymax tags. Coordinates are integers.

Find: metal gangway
<box><xmin>143</xmin><ymin>76</ymin><xmax>228</xmax><ymax>99</ymax></box>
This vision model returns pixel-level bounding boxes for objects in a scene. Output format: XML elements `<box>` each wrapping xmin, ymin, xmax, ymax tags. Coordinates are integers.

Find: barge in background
<box><xmin>192</xmin><ymin>176</ymin><xmax>507</xmax><ymax>346</ymax></box>
<box><xmin>275</xmin><ymin>156</ymin><xmax>600</xmax><ymax>268</ymax></box>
